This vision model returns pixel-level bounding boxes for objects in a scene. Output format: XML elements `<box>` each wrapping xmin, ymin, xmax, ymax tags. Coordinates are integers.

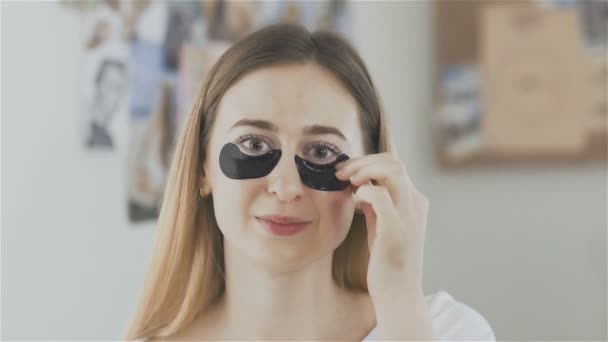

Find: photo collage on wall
<box><xmin>74</xmin><ymin>0</ymin><xmax>352</xmax><ymax>223</ymax></box>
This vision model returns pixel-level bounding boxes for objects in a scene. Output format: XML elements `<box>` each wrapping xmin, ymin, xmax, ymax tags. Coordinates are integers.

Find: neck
<box><xmin>213</xmin><ymin>239</ymin><xmax>367</xmax><ymax>340</ymax></box>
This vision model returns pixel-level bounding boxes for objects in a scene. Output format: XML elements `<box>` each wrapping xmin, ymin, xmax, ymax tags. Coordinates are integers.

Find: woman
<box><xmin>126</xmin><ymin>23</ymin><xmax>495</xmax><ymax>341</ymax></box>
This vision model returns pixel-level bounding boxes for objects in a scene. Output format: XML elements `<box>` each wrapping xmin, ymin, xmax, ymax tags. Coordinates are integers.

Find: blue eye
<box><xmin>233</xmin><ymin>134</ymin><xmax>274</xmax><ymax>156</ymax></box>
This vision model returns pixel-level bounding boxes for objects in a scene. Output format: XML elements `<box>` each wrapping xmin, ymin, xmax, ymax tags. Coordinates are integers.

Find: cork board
<box><xmin>433</xmin><ymin>0</ymin><xmax>607</xmax><ymax>168</ymax></box>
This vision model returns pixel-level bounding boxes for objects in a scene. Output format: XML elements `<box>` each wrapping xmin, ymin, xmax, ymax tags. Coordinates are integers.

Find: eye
<box><xmin>233</xmin><ymin>134</ymin><xmax>274</xmax><ymax>156</ymax></box>
<box><xmin>304</xmin><ymin>142</ymin><xmax>341</xmax><ymax>164</ymax></box>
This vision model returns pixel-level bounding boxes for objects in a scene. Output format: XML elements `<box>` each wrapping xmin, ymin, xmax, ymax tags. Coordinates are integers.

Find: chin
<box><xmin>253</xmin><ymin>239</ymin><xmax>330</xmax><ymax>270</ymax></box>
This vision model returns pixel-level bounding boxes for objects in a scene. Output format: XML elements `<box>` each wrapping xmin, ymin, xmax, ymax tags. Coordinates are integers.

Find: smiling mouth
<box><xmin>255</xmin><ymin>216</ymin><xmax>312</xmax><ymax>236</ymax></box>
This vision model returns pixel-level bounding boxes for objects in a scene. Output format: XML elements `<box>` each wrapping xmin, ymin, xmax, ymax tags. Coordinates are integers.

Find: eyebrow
<box><xmin>230</xmin><ymin>119</ymin><xmax>348</xmax><ymax>141</ymax></box>
<box><xmin>302</xmin><ymin>124</ymin><xmax>347</xmax><ymax>141</ymax></box>
<box><xmin>230</xmin><ymin>119</ymin><xmax>278</xmax><ymax>132</ymax></box>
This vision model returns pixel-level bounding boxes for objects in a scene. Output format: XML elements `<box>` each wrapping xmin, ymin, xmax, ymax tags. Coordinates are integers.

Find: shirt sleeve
<box><xmin>427</xmin><ymin>291</ymin><xmax>496</xmax><ymax>341</ymax></box>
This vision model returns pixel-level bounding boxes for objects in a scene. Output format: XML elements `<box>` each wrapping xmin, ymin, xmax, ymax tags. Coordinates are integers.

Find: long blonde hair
<box><xmin>125</xmin><ymin>23</ymin><xmax>395</xmax><ymax>340</ymax></box>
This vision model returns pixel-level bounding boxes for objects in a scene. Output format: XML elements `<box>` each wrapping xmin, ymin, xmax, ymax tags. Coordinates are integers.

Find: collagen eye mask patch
<box><xmin>219</xmin><ymin>143</ymin><xmax>350</xmax><ymax>191</ymax></box>
<box><xmin>294</xmin><ymin>154</ymin><xmax>350</xmax><ymax>191</ymax></box>
<box><xmin>219</xmin><ymin>142</ymin><xmax>282</xmax><ymax>179</ymax></box>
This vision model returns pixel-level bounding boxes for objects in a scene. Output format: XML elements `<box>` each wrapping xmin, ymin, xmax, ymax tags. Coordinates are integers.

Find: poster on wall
<box><xmin>80</xmin><ymin>0</ymin><xmax>129</xmax><ymax>150</ymax></box>
<box><xmin>74</xmin><ymin>0</ymin><xmax>352</xmax><ymax>223</ymax></box>
<box><xmin>434</xmin><ymin>0</ymin><xmax>607</xmax><ymax>166</ymax></box>
<box><xmin>481</xmin><ymin>4</ymin><xmax>588</xmax><ymax>155</ymax></box>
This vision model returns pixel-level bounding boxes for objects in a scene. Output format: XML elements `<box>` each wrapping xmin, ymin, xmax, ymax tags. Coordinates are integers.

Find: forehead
<box><xmin>215</xmin><ymin>63</ymin><xmax>361</xmax><ymax>137</ymax></box>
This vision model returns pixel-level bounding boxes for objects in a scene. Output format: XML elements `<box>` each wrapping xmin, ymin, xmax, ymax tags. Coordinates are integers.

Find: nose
<box><xmin>266</xmin><ymin>154</ymin><xmax>303</xmax><ymax>202</ymax></box>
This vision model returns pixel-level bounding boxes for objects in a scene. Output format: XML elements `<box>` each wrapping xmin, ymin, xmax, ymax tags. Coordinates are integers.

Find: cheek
<box><xmin>317</xmin><ymin>190</ymin><xmax>355</xmax><ymax>237</ymax></box>
<box><xmin>211</xmin><ymin>178</ymin><xmax>259</xmax><ymax>234</ymax></box>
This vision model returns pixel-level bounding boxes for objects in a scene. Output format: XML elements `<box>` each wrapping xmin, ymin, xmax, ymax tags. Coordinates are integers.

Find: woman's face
<box><xmin>203</xmin><ymin>63</ymin><xmax>366</xmax><ymax>271</ymax></box>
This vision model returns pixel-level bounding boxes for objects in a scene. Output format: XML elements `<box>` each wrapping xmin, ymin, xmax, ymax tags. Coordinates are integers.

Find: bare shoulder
<box><xmin>143</xmin><ymin>324</ymin><xmax>209</xmax><ymax>342</ymax></box>
<box><xmin>145</xmin><ymin>336</ymin><xmax>181</xmax><ymax>342</ymax></box>
<box><xmin>142</xmin><ymin>330</ymin><xmax>200</xmax><ymax>342</ymax></box>
<box><xmin>144</xmin><ymin>308</ymin><xmax>221</xmax><ymax>341</ymax></box>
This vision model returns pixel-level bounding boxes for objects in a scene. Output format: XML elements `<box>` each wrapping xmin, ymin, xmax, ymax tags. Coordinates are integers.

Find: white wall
<box><xmin>2</xmin><ymin>1</ymin><xmax>606</xmax><ymax>340</ymax></box>
<box><xmin>2</xmin><ymin>2</ymin><xmax>157</xmax><ymax>339</ymax></box>
<box><xmin>351</xmin><ymin>2</ymin><xmax>607</xmax><ymax>341</ymax></box>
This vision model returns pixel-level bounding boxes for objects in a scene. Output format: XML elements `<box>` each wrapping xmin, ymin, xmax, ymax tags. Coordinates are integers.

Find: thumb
<box><xmin>358</xmin><ymin>202</ymin><xmax>376</xmax><ymax>252</ymax></box>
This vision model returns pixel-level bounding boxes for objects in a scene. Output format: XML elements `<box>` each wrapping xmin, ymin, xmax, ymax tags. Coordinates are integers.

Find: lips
<box><xmin>256</xmin><ymin>215</ymin><xmax>312</xmax><ymax>236</ymax></box>
<box><xmin>257</xmin><ymin>215</ymin><xmax>310</xmax><ymax>224</ymax></box>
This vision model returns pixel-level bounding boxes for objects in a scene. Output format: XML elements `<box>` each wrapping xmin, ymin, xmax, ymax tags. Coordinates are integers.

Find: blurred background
<box><xmin>1</xmin><ymin>0</ymin><xmax>606</xmax><ymax>340</ymax></box>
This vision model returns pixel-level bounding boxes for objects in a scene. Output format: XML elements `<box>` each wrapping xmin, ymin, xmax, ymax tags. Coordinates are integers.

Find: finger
<box><xmin>353</xmin><ymin>184</ymin><xmax>399</xmax><ymax>229</ymax></box>
<box><xmin>355</xmin><ymin>185</ymin><xmax>413</xmax><ymax>267</ymax></box>
<box><xmin>350</xmin><ymin>162</ymin><xmax>403</xmax><ymax>191</ymax></box>
<box><xmin>346</xmin><ymin>162</ymin><xmax>414</xmax><ymax>208</ymax></box>
<box><xmin>335</xmin><ymin>152</ymin><xmax>398</xmax><ymax>177</ymax></box>
<box><xmin>335</xmin><ymin>152</ymin><xmax>393</xmax><ymax>172</ymax></box>
<box><xmin>357</xmin><ymin>200</ymin><xmax>377</xmax><ymax>251</ymax></box>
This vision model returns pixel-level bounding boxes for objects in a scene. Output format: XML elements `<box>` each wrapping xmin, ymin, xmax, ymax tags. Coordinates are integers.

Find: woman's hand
<box><xmin>335</xmin><ymin>152</ymin><xmax>429</xmax><ymax>301</ymax></box>
<box><xmin>336</xmin><ymin>152</ymin><xmax>437</xmax><ymax>340</ymax></box>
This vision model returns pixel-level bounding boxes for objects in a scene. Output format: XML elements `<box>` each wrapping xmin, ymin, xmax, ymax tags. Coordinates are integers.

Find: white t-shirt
<box><xmin>363</xmin><ymin>290</ymin><xmax>495</xmax><ymax>341</ymax></box>
<box><xmin>135</xmin><ymin>290</ymin><xmax>495</xmax><ymax>341</ymax></box>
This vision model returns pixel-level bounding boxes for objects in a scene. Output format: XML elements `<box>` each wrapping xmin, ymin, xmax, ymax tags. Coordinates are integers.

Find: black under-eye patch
<box><xmin>219</xmin><ymin>142</ymin><xmax>351</xmax><ymax>191</ymax></box>
<box><xmin>294</xmin><ymin>154</ymin><xmax>351</xmax><ymax>191</ymax></box>
<box><xmin>219</xmin><ymin>142</ymin><xmax>282</xmax><ymax>179</ymax></box>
